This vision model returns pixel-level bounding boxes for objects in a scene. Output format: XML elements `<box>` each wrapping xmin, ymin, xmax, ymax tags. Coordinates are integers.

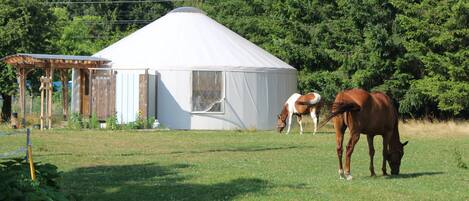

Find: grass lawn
<box><xmin>1</xmin><ymin>122</ymin><xmax>468</xmax><ymax>201</ymax></box>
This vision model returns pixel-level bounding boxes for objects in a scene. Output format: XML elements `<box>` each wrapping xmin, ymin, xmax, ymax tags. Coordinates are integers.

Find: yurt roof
<box><xmin>94</xmin><ymin>7</ymin><xmax>296</xmax><ymax>72</ymax></box>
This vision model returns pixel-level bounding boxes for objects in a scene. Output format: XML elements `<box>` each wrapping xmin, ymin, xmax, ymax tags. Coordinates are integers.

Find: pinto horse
<box><xmin>321</xmin><ymin>89</ymin><xmax>408</xmax><ymax>180</ymax></box>
<box><xmin>277</xmin><ymin>92</ymin><xmax>322</xmax><ymax>134</ymax></box>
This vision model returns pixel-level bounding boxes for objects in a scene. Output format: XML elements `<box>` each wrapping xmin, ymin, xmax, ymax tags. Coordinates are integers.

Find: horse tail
<box><xmin>318</xmin><ymin>101</ymin><xmax>361</xmax><ymax>129</ymax></box>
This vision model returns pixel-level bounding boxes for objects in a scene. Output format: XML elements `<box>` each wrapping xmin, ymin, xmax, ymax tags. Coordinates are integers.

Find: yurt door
<box><xmin>79</xmin><ymin>69</ymin><xmax>90</xmax><ymax>116</ymax></box>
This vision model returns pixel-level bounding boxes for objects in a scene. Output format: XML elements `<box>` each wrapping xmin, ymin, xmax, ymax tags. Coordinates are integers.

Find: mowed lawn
<box><xmin>1</xmin><ymin>123</ymin><xmax>468</xmax><ymax>201</ymax></box>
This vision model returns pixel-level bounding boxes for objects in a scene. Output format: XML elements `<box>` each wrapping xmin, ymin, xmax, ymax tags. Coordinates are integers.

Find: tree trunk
<box><xmin>1</xmin><ymin>93</ymin><xmax>12</xmax><ymax>122</ymax></box>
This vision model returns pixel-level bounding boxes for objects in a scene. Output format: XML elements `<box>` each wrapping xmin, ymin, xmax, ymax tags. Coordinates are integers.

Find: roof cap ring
<box><xmin>169</xmin><ymin>7</ymin><xmax>206</xmax><ymax>15</ymax></box>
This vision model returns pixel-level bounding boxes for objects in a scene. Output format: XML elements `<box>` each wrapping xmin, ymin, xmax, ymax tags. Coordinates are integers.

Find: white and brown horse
<box><xmin>277</xmin><ymin>92</ymin><xmax>323</xmax><ymax>134</ymax></box>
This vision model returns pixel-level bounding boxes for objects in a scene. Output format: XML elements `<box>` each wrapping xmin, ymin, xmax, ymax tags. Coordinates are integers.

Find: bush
<box><xmin>124</xmin><ymin>121</ymin><xmax>137</xmax><ymax>130</ymax></box>
<box><xmin>105</xmin><ymin>114</ymin><xmax>119</xmax><ymax>130</ymax></box>
<box><xmin>146</xmin><ymin>116</ymin><xmax>156</xmax><ymax>129</ymax></box>
<box><xmin>67</xmin><ymin>113</ymin><xmax>82</xmax><ymax>129</ymax></box>
<box><xmin>0</xmin><ymin>158</ymin><xmax>79</xmax><ymax>201</ymax></box>
<box><xmin>135</xmin><ymin>112</ymin><xmax>145</xmax><ymax>129</ymax></box>
<box><xmin>89</xmin><ymin>113</ymin><xmax>99</xmax><ymax>129</ymax></box>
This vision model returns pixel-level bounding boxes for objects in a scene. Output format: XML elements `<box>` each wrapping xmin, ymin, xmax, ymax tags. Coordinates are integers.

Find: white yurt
<box><xmin>90</xmin><ymin>7</ymin><xmax>297</xmax><ymax>130</ymax></box>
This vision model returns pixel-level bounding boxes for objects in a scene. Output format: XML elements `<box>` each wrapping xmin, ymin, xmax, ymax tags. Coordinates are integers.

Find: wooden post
<box><xmin>88</xmin><ymin>69</ymin><xmax>93</xmax><ymax>117</ymax></box>
<box><xmin>16</xmin><ymin>67</ymin><xmax>26</xmax><ymax>128</ymax></box>
<box><xmin>110</xmin><ymin>70</ymin><xmax>116</xmax><ymax>116</ymax></box>
<box><xmin>139</xmin><ymin>69</ymin><xmax>149</xmax><ymax>120</ymax></box>
<box><xmin>60</xmin><ymin>70</ymin><xmax>68</xmax><ymax>121</ymax></box>
<box><xmin>44</xmin><ymin>69</ymin><xmax>49</xmax><ymax>129</ymax></box>
<box><xmin>39</xmin><ymin>76</ymin><xmax>46</xmax><ymax>130</ymax></box>
<box><xmin>48</xmin><ymin>68</ymin><xmax>54</xmax><ymax>129</ymax></box>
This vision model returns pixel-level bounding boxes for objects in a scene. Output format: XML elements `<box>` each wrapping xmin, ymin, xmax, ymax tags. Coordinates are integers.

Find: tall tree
<box><xmin>0</xmin><ymin>0</ymin><xmax>57</xmax><ymax>121</ymax></box>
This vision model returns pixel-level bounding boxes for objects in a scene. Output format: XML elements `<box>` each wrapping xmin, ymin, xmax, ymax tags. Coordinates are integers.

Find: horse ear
<box><xmin>402</xmin><ymin>141</ymin><xmax>409</xmax><ymax>146</ymax></box>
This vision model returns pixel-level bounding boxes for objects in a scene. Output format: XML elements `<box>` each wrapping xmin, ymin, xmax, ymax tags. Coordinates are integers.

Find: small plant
<box><xmin>89</xmin><ymin>113</ymin><xmax>100</xmax><ymax>129</ymax></box>
<box><xmin>0</xmin><ymin>158</ymin><xmax>78</xmax><ymax>200</ymax></box>
<box><xmin>105</xmin><ymin>114</ymin><xmax>119</xmax><ymax>130</ymax></box>
<box><xmin>135</xmin><ymin>111</ymin><xmax>145</xmax><ymax>129</ymax></box>
<box><xmin>67</xmin><ymin>113</ymin><xmax>82</xmax><ymax>129</ymax></box>
<box><xmin>146</xmin><ymin>116</ymin><xmax>156</xmax><ymax>129</ymax></box>
<box><xmin>454</xmin><ymin>149</ymin><xmax>468</xmax><ymax>169</ymax></box>
<box><xmin>124</xmin><ymin>121</ymin><xmax>137</xmax><ymax>130</ymax></box>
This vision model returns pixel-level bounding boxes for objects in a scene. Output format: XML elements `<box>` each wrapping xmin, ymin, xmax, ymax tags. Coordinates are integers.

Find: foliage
<box><xmin>146</xmin><ymin>116</ymin><xmax>156</xmax><ymax>129</ymax></box>
<box><xmin>0</xmin><ymin>0</ymin><xmax>57</xmax><ymax>120</ymax></box>
<box><xmin>1</xmin><ymin>0</ymin><xmax>468</xmax><ymax>119</ymax></box>
<box><xmin>199</xmin><ymin>0</ymin><xmax>468</xmax><ymax>119</ymax></box>
<box><xmin>67</xmin><ymin>113</ymin><xmax>83</xmax><ymax>129</ymax></box>
<box><xmin>105</xmin><ymin>114</ymin><xmax>119</xmax><ymax>130</ymax></box>
<box><xmin>123</xmin><ymin>121</ymin><xmax>137</xmax><ymax>130</ymax></box>
<box><xmin>89</xmin><ymin>113</ymin><xmax>100</xmax><ymax>129</ymax></box>
<box><xmin>0</xmin><ymin>158</ymin><xmax>78</xmax><ymax>201</ymax></box>
<box><xmin>454</xmin><ymin>149</ymin><xmax>468</xmax><ymax>169</ymax></box>
<box><xmin>134</xmin><ymin>111</ymin><xmax>145</xmax><ymax>129</ymax></box>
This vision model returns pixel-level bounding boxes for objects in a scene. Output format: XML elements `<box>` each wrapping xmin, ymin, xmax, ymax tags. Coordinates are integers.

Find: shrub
<box><xmin>105</xmin><ymin>114</ymin><xmax>119</xmax><ymax>130</ymax></box>
<box><xmin>134</xmin><ymin>111</ymin><xmax>145</xmax><ymax>129</ymax></box>
<box><xmin>124</xmin><ymin>121</ymin><xmax>137</xmax><ymax>130</ymax></box>
<box><xmin>89</xmin><ymin>113</ymin><xmax>99</xmax><ymax>129</ymax></box>
<box><xmin>67</xmin><ymin>113</ymin><xmax>82</xmax><ymax>129</ymax></box>
<box><xmin>0</xmin><ymin>158</ymin><xmax>79</xmax><ymax>201</ymax></box>
<box><xmin>146</xmin><ymin>116</ymin><xmax>156</xmax><ymax>129</ymax></box>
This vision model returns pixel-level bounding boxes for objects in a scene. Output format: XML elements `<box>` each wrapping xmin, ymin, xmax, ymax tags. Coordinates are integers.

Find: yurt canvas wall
<box><xmin>91</xmin><ymin>7</ymin><xmax>298</xmax><ymax>130</ymax></box>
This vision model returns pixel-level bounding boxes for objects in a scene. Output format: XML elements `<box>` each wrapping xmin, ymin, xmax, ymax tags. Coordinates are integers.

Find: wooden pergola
<box><xmin>1</xmin><ymin>53</ymin><xmax>110</xmax><ymax>130</ymax></box>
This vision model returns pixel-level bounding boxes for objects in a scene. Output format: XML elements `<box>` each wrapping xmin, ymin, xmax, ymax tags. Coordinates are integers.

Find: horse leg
<box><xmin>286</xmin><ymin>112</ymin><xmax>293</xmax><ymax>134</ymax></box>
<box><xmin>297</xmin><ymin>115</ymin><xmax>303</xmax><ymax>135</ymax></box>
<box><xmin>382</xmin><ymin>134</ymin><xmax>390</xmax><ymax>175</ymax></box>
<box><xmin>334</xmin><ymin>115</ymin><xmax>346</xmax><ymax>179</ymax></box>
<box><xmin>310</xmin><ymin>107</ymin><xmax>318</xmax><ymax>135</ymax></box>
<box><xmin>345</xmin><ymin>131</ymin><xmax>360</xmax><ymax>180</ymax></box>
<box><xmin>367</xmin><ymin>135</ymin><xmax>376</xmax><ymax>176</ymax></box>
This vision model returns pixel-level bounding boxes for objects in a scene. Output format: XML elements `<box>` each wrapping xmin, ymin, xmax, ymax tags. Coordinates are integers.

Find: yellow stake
<box><xmin>28</xmin><ymin>145</ymin><xmax>36</xmax><ymax>181</ymax></box>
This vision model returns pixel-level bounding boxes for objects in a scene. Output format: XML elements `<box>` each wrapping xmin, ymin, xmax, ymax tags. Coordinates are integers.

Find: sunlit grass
<box><xmin>0</xmin><ymin>123</ymin><xmax>468</xmax><ymax>201</ymax></box>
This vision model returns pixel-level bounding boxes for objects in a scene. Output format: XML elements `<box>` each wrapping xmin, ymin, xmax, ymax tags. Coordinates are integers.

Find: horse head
<box><xmin>276</xmin><ymin>114</ymin><xmax>286</xmax><ymax>133</ymax></box>
<box><xmin>388</xmin><ymin>141</ymin><xmax>408</xmax><ymax>175</ymax></box>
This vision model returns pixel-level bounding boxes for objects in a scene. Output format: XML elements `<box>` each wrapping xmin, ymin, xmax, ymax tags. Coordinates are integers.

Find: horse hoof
<box><xmin>345</xmin><ymin>174</ymin><xmax>353</xmax><ymax>180</ymax></box>
<box><xmin>338</xmin><ymin>169</ymin><xmax>345</xmax><ymax>179</ymax></box>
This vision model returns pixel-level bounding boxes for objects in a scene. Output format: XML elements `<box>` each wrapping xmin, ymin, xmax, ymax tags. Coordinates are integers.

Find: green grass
<box><xmin>1</xmin><ymin>128</ymin><xmax>468</xmax><ymax>201</ymax></box>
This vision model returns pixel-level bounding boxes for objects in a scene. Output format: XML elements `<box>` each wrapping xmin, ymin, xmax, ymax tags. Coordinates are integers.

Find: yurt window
<box><xmin>192</xmin><ymin>71</ymin><xmax>224</xmax><ymax>113</ymax></box>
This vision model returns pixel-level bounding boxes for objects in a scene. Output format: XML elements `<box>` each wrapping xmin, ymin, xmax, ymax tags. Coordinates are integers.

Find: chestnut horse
<box><xmin>277</xmin><ymin>92</ymin><xmax>323</xmax><ymax>134</ymax></box>
<box><xmin>321</xmin><ymin>89</ymin><xmax>408</xmax><ymax>180</ymax></box>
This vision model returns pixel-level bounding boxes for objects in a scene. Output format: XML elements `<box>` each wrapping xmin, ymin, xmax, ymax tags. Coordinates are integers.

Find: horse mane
<box><xmin>318</xmin><ymin>102</ymin><xmax>361</xmax><ymax>129</ymax></box>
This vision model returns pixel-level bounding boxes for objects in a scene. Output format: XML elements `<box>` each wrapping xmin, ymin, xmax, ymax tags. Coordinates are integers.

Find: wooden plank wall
<box><xmin>139</xmin><ymin>73</ymin><xmax>148</xmax><ymax>119</ymax></box>
<box><xmin>91</xmin><ymin>70</ymin><xmax>116</xmax><ymax>120</ymax></box>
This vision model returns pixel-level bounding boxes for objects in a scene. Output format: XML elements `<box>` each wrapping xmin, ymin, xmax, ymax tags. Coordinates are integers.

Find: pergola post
<box><xmin>16</xmin><ymin>67</ymin><xmax>27</xmax><ymax>128</ymax></box>
<box><xmin>48</xmin><ymin>68</ymin><xmax>54</xmax><ymax>129</ymax></box>
<box><xmin>39</xmin><ymin>76</ymin><xmax>46</xmax><ymax>130</ymax></box>
<box><xmin>60</xmin><ymin>69</ymin><xmax>68</xmax><ymax>121</ymax></box>
<box><xmin>88</xmin><ymin>69</ymin><xmax>93</xmax><ymax>117</ymax></box>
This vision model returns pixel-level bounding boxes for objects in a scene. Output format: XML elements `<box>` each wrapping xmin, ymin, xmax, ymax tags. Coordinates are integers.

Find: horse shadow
<box><xmin>61</xmin><ymin>163</ymin><xmax>269</xmax><ymax>201</ymax></box>
<box><xmin>385</xmin><ymin>171</ymin><xmax>445</xmax><ymax>179</ymax></box>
